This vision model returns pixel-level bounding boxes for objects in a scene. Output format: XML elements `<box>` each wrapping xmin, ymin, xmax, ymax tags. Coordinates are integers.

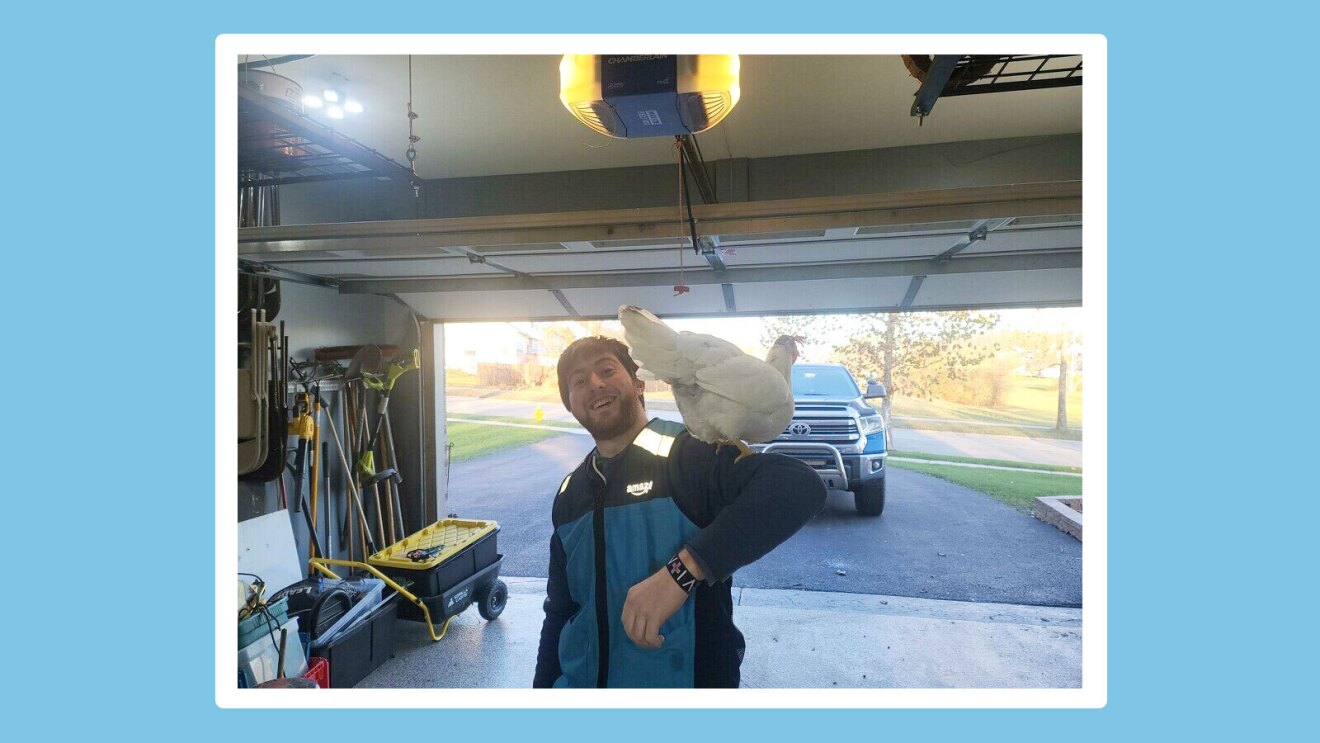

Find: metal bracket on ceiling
<box><xmin>698</xmin><ymin>235</ymin><xmax>726</xmax><ymax>272</ymax></box>
<box><xmin>445</xmin><ymin>246</ymin><xmax>533</xmax><ymax>280</ymax></box>
<box><xmin>936</xmin><ymin>219</ymin><xmax>1005</xmax><ymax>262</ymax></box>
<box><xmin>238</xmin><ymin>259</ymin><xmax>339</xmax><ymax>289</ymax></box>
<box><xmin>900</xmin><ymin>275</ymin><xmax>926</xmax><ymax>309</ymax></box>
<box><xmin>911</xmin><ymin>55</ymin><xmax>963</xmax><ymax>118</ymax></box>
<box><xmin>549</xmin><ymin>289</ymin><xmax>579</xmax><ymax>317</ymax></box>
<box><xmin>721</xmin><ymin>283</ymin><xmax>737</xmax><ymax>313</ymax></box>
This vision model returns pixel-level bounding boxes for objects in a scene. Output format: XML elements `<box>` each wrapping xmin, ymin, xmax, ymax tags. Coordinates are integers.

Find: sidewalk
<box><xmin>358</xmin><ymin>577</ymin><xmax>1082</xmax><ymax>689</ymax></box>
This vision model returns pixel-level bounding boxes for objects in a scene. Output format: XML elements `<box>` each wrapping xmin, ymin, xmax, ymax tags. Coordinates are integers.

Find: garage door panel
<box><xmin>256</xmin><ymin>258</ymin><xmax>497</xmax><ymax>278</ymax></box>
<box><xmin>961</xmin><ymin>227</ymin><xmax>1082</xmax><ymax>255</ymax></box>
<box><xmin>734</xmin><ymin>277</ymin><xmax>911</xmax><ymax>314</ymax></box>
<box><xmin>396</xmin><ymin>290</ymin><xmax>569</xmax><ymax>321</ymax></box>
<box><xmin>561</xmin><ymin>283</ymin><xmax>727</xmax><ymax>317</ymax></box>
<box><xmin>909</xmin><ymin>268</ymin><xmax>1081</xmax><ymax>308</ymax></box>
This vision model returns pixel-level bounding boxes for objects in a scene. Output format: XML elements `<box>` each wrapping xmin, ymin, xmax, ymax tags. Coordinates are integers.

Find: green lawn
<box><xmin>446</xmin><ymin>419</ymin><xmax>573</xmax><ymax>463</ymax></box>
<box><xmin>889</xmin><ymin>450</ymin><xmax>1081</xmax><ymax>474</ymax></box>
<box><xmin>888</xmin><ymin>458</ymin><xmax>1083</xmax><ymax>513</ymax></box>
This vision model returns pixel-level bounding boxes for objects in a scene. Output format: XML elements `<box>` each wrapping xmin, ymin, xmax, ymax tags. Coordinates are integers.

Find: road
<box><xmin>447</xmin><ymin>394</ymin><xmax>1083</xmax><ymax>467</ymax></box>
<box><xmin>445</xmin><ymin>434</ymin><xmax>1082</xmax><ymax>607</ymax></box>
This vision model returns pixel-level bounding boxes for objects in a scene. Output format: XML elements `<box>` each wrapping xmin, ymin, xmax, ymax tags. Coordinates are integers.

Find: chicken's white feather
<box><xmin>618</xmin><ymin>304</ymin><xmax>798</xmax><ymax>446</ymax></box>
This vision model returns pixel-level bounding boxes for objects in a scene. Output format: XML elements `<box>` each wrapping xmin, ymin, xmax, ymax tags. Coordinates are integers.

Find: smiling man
<box><xmin>533</xmin><ymin>335</ymin><xmax>826</xmax><ymax>688</ymax></box>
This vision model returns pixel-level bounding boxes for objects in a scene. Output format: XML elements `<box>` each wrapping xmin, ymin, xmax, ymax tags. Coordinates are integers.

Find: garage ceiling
<box><xmin>235</xmin><ymin>53</ymin><xmax>1085</xmax><ymax>321</ymax></box>
<box><xmin>241</xmin><ymin>54</ymin><xmax>1082</xmax><ymax>180</ymax></box>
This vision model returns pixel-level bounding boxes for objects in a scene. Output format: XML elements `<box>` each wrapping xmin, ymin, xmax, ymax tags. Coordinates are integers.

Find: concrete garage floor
<box><xmin>358</xmin><ymin>577</ymin><xmax>1081</xmax><ymax>688</ymax></box>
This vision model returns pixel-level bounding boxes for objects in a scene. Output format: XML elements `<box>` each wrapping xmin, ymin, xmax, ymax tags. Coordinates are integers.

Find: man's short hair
<box><xmin>556</xmin><ymin>336</ymin><xmax>644</xmax><ymax>409</ymax></box>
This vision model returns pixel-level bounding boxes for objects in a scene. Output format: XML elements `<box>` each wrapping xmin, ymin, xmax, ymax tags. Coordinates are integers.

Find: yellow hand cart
<box><xmin>310</xmin><ymin>518</ymin><xmax>505</xmax><ymax>642</ymax></box>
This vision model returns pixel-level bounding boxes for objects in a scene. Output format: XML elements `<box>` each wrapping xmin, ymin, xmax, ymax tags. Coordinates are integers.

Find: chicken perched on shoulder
<box><xmin>618</xmin><ymin>305</ymin><xmax>800</xmax><ymax>461</ymax></box>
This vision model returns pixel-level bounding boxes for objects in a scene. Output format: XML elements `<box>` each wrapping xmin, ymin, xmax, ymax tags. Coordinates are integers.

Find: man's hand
<box><xmin>621</xmin><ymin>549</ymin><xmax>704</xmax><ymax>649</ymax></box>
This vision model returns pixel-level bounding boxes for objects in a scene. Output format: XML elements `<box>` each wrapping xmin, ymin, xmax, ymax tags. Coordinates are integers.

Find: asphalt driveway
<box><xmin>445</xmin><ymin>433</ymin><xmax>1081</xmax><ymax>607</ymax></box>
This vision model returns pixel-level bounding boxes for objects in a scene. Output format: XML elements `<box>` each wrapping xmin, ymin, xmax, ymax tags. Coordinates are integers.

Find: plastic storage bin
<box><xmin>237</xmin><ymin>596</ymin><xmax>289</xmax><ymax>649</ymax></box>
<box><xmin>311</xmin><ymin>592</ymin><xmax>399</xmax><ymax>689</ymax></box>
<box><xmin>301</xmin><ymin>656</ymin><xmax>330</xmax><ymax>688</ymax></box>
<box><xmin>368</xmin><ymin>519</ymin><xmax>498</xmax><ymax>596</ymax></box>
<box><xmin>238</xmin><ymin>616</ymin><xmax>307</xmax><ymax>687</ymax></box>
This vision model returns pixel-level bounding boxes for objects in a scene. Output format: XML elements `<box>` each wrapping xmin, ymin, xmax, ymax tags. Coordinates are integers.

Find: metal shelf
<box><xmin>906</xmin><ymin>54</ymin><xmax>1082</xmax><ymax>117</ymax></box>
<box><xmin>938</xmin><ymin>55</ymin><xmax>1083</xmax><ymax>97</ymax></box>
<box><xmin>238</xmin><ymin>83</ymin><xmax>415</xmax><ymax>187</ymax></box>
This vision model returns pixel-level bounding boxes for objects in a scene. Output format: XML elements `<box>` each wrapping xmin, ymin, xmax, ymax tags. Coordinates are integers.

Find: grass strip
<box><xmin>889</xmin><ymin>459</ymin><xmax>1083</xmax><ymax>513</ymax></box>
<box><xmin>889</xmin><ymin>450</ymin><xmax>1081</xmax><ymax>474</ymax></box>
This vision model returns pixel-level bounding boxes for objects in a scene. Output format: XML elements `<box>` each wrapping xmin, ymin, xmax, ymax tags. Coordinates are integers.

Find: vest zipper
<box><xmin>591</xmin><ymin>453</ymin><xmax>610</xmax><ymax>688</ymax></box>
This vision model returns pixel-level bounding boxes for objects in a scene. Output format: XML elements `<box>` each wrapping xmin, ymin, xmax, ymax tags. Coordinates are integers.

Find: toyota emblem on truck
<box><xmin>789</xmin><ymin>422</ymin><xmax>812</xmax><ymax>436</ymax></box>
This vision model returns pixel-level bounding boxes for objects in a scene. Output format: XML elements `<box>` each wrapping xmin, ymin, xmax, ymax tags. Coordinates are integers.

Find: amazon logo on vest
<box><xmin>626</xmin><ymin>481</ymin><xmax>654</xmax><ymax>497</ymax></box>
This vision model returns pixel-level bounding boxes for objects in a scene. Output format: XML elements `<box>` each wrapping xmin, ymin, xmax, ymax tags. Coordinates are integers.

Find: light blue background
<box><xmin>7</xmin><ymin>1</ymin><xmax>1310</xmax><ymax>739</ymax></box>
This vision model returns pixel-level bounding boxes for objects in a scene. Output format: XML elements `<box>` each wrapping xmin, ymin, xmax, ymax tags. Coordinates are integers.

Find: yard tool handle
<box><xmin>307</xmin><ymin>557</ymin><xmax>454</xmax><ymax>643</ymax></box>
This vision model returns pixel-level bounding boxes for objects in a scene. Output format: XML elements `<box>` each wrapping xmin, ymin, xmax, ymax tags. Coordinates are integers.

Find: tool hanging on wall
<box><xmin>322</xmin><ymin>439</ymin><xmax>332</xmax><ymax>562</ymax></box>
<box><xmin>240</xmin><ymin>315</ymin><xmax>289</xmax><ymax>481</ymax></box>
<box><xmin>308</xmin><ymin>386</ymin><xmax>322</xmax><ymax>563</ymax></box>
<box><xmin>238</xmin><ymin>309</ymin><xmax>276</xmax><ymax>476</ymax></box>
<box><xmin>284</xmin><ymin>392</ymin><xmax>325</xmax><ymax>564</ymax></box>
<box><xmin>322</xmin><ymin>396</ymin><xmax>376</xmax><ymax>561</ymax></box>
<box><xmin>382</xmin><ymin>413</ymin><xmax>406</xmax><ymax>540</ymax></box>
<box><xmin>355</xmin><ymin>349</ymin><xmax>420</xmax><ymax>500</ymax></box>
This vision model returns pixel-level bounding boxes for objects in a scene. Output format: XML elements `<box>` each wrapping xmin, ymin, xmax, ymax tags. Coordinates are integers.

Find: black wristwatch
<box><xmin>665</xmin><ymin>553</ymin><xmax>698</xmax><ymax>594</ymax></box>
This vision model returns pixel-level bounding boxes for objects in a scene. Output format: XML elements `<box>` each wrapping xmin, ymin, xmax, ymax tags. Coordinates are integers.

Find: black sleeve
<box><xmin>533</xmin><ymin>531</ymin><xmax>577</xmax><ymax>688</ymax></box>
<box><xmin>669</xmin><ymin>436</ymin><xmax>827</xmax><ymax>583</ymax></box>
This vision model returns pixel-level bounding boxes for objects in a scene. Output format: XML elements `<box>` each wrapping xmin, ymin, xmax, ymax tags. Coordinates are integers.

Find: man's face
<box><xmin>565</xmin><ymin>351</ymin><xmax>645</xmax><ymax>440</ymax></box>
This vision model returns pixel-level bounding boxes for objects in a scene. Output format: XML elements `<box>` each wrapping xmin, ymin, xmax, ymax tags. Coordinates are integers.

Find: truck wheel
<box><xmin>476</xmin><ymin>579</ymin><xmax>508</xmax><ymax>621</ymax></box>
<box><xmin>853</xmin><ymin>477</ymin><xmax>886</xmax><ymax>517</ymax></box>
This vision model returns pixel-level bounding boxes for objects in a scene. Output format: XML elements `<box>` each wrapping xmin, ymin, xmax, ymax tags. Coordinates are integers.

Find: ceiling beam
<box><xmin>342</xmin><ymin>250</ymin><xmax>1080</xmax><ymax>294</ymax></box>
<box><xmin>239</xmin><ymin>182</ymin><xmax>1082</xmax><ymax>256</ymax></box>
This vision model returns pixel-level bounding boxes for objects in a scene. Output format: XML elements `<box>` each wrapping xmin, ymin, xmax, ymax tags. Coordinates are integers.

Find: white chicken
<box><xmin>618</xmin><ymin>305</ymin><xmax>800</xmax><ymax>460</ymax></box>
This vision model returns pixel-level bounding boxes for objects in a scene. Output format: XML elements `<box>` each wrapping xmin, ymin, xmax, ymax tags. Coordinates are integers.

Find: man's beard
<box><xmin>576</xmin><ymin>397</ymin><xmax>643</xmax><ymax>441</ymax></box>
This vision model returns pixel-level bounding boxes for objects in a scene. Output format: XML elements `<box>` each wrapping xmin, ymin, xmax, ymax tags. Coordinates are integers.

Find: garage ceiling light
<box><xmin>316</xmin><ymin>75</ymin><xmax>364</xmax><ymax>119</ymax></box>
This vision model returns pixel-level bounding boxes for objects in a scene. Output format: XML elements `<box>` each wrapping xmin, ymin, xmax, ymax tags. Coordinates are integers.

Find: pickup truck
<box><xmin>751</xmin><ymin>363</ymin><xmax>889</xmax><ymax>516</ymax></box>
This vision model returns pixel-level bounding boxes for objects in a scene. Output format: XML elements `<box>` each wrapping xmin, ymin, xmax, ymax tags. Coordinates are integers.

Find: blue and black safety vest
<box><xmin>545</xmin><ymin>419</ymin><xmax>745</xmax><ymax>688</ymax></box>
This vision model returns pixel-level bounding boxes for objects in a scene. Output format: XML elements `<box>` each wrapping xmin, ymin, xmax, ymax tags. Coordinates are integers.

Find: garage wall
<box><xmin>746</xmin><ymin>135</ymin><xmax>1080</xmax><ymax>200</ymax></box>
<box><xmin>277</xmin><ymin>134</ymin><xmax>1080</xmax><ymax>224</ymax></box>
<box><xmin>278</xmin><ymin>177</ymin><xmax>422</xmax><ymax>224</ymax></box>
<box><xmin>238</xmin><ymin>281</ymin><xmax>432</xmax><ymax>567</ymax></box>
